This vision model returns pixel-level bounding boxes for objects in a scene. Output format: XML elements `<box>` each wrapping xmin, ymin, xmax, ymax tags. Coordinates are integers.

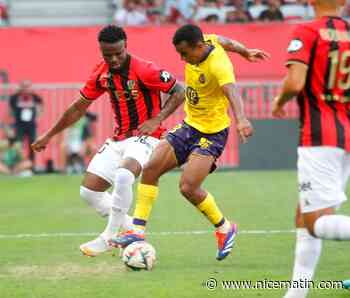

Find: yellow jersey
<box><xmin>184</xmin><ymin>34</ymin><xmax>236</xmax><ymax>134</ymax></box>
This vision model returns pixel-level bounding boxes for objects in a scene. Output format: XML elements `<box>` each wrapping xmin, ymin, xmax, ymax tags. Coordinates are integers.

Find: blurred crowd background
<box><xmin>1</xmin><ymin>0</ymin><xmax>350</xmax><ymax>27</ymax></box>
<box><xmin>0</xmin><ymin>0</ymin><xmax>347</xmax><ymax>176</ymax></box>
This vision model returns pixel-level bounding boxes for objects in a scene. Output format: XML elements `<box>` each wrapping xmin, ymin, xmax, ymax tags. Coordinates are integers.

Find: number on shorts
<box><xmin>135</xmin><ymin>136</ymin><xmax>149</xmax><ymax>145</ymax></box>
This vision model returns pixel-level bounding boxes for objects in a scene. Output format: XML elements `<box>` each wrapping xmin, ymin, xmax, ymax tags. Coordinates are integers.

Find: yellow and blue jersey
<box><xmin>184</xmin><ymin>34</ymin><xmax>236</xmax><ymax>134</ymax></box>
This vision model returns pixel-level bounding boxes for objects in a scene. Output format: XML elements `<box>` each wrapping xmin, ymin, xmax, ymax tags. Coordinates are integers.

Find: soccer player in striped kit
<box><xmin>32</xmin><ymin>25</ymin><xmax>185</xmax><ymax>256</ymax></box>
<box><xmin>32</xmin><ymin>24</ymin><xmax>268</xmax><ymax>257</ymax></box>
<box><xmin>272</xmin><ymin>0</ymin><xmax>350</xmax><ymax>296</ymax></box>
<box><xmin>113</xmin><ymin>24</ymin><xmax>269</xmax><ymax>261</ymax></box>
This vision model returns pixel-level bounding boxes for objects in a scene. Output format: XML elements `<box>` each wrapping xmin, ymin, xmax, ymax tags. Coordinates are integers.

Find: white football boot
<box><xmin>79</xmin><ymin>235</ymin><xmax>112</xmax><ymax>257</ymax></box>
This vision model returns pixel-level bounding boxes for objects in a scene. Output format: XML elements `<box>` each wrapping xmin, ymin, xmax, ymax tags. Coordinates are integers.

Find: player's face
<box><xmin>99</xmin><ymin>40</ymin><xmax>128</xmax><ymax>71</ymax></box>
<box><xmin>175</xmin><ymin>41</ymin><xmax>203</xmax><ymax>65</ymax></box>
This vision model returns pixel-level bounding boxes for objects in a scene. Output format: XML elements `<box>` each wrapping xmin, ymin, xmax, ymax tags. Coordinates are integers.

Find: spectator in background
<box><xmin>9</xmin><ymin>80</ymin><xmax>43</xmax><ymax>168</ymax></box>
<box><xmin>258</xmin><ymin>0</ymin><xmax>284</xmax><ymax>21</ymax></box>
<box><xmin>248</xmin><ymin>0</ymin><xmax>268</xmax><ymax>20</ymax></box>
<box><xmin>145</xmin><ymin>0</ymin><xmax>163</xmax><ymax>24</ymax></box>
<box><xmin>165</xmin><ymin>0</ymin><xmax>198</xmax><ymax>23</ymax></box>
<box><xmin>114</xmin><ymin>0</ymin><xmax>148</xmax><ymax>26</ymax></box>
<box><xmin>281</xmin><ymin>0</ymin><xmax>314</xmax><ymax>20</ymax></box>
<box><xmin>62</xmin><ymin>112</ymin><xmax>97</xmax><ymax>174</ymax></box>
<box><xmin>0</xmin><ymin>0</ymin><xmax>9</xmax><ymax>26</ymax></box>
<box><xmin>226</xmin><ymin>4</ymin><xmax>252</xmax><ymax>23</ymax></box>
<box><xmin>0</xmin><ymin>126</ymin><xmax>32</xmax><ymax>176</ymax></box>
<box><xmin>196</xmin><ymin>0</ymin><xmax>232</xmax><ymax>23</ymax></box>
<box><xmin>204</xmin><ymin>13</ymin><xmax>220</xmax><ymax>23</ymax></box>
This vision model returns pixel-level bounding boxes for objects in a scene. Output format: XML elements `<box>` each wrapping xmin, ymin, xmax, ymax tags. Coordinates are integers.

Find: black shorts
<box><xmin>15</xmin><ymin>123</ymin><xmax>36</xmax><ymax>143</ymax></box>
<box><xmin>166</xmin><ymin>122</ymin><xmax>229</xmax><ymax>170</ymax></box>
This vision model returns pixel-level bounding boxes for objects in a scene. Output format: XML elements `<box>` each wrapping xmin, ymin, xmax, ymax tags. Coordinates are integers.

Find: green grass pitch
<box><xmin>0</xmin><ymin>171</ymin><xmax>349</xmax><ymax>298</ymax></box>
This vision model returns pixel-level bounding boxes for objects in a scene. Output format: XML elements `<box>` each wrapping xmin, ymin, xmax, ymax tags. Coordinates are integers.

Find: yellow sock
<box><xmin>133</xmin><ymin>183</ymin><xmax>159</xmax><ymax>233</ymax></box>
<box><xmin>196</xmin><ymin>192</ymin><xmax>225</xmax><ymax>227</ymax></box>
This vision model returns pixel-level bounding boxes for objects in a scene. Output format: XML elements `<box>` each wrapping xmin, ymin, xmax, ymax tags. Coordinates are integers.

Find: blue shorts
<box><xmin>166</xmin><ymin>122</ymin><xmax>229</xmax><ymax>170</ymax></box>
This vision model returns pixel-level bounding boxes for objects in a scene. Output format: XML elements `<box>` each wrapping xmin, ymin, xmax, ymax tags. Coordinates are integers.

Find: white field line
<box><xmin>0</xmin><ymin>229</ymin><xmax>295</xmax><ymax>239</ymax></box>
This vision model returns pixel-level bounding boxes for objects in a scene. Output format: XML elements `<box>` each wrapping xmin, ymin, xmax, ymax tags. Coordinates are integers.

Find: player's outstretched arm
<box><xmin>222</xmin><ymin>83</ymin><xmax>253</xmax><ymax>143</ymax></box>
<box><xmin>138</xmin><ymin>83</ymin><xmax>185</xmax><ymax>135</ymax></box>
<box><xmin>217</xmin><ymin>35</ymin><xmax>270</xmax><ymax>62</ymax></box>
<box><xmin>272</xmin><ymin>62</ymin><xmax>307</xmax><ymax>118</ymax></box>
<box><xmin>31</xmin><ymin>97</ymin><xmax>92</xmax><ymax>152</ymax></box>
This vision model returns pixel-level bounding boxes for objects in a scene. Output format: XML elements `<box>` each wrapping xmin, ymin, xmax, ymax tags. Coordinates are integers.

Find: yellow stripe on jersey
<box><xmin>184</xmin><ymin>34</ymin><xmax>236</xmax><ymax>134</ymax></box>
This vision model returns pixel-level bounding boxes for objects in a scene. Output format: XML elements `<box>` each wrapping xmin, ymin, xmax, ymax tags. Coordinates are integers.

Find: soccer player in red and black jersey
<box><xmin>31</xmin><ymin>25</ymin><xmax>185</xmax><ymax>256</ymax></box>
<box><xmin>32</xmin><ymin>25</ymin><xmax>268</xmax><ymax>257</ymax></box>
<box><xmin>272</xmin><ymin>0</ymin><xmax>350</xmax><ymax>296</ymax></box>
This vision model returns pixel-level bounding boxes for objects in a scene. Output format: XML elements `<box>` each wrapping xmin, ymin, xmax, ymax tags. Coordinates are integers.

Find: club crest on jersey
<box><xmin>199</xmin><ymin>73</ymin><xmax>206</xmax><ymax>84</ymax></box>
<box><xmin>186</xmin><ymin>86</ymin><xmax>199</xmax><ymax>105</ymax></box>
<box><xmin>127</xmin><ymin>80</ymin><xmax>135</xmax><ymax>90</ymax></box>
<box><xmin>160</xmin><ymin>70</ymin><xmax>171</xmax><ymax>83</ymax></box>
<box><xmin>287</xmin><ymin>39</ymin><xmax>303</xmax><ymax>53</ymax></box>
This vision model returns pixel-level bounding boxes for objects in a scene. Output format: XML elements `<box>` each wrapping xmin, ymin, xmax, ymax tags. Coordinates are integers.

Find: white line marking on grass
<box><xmin>0</xmin><ymin>229</ymin><xmax>295</xmax><ymax>239</ymax></box>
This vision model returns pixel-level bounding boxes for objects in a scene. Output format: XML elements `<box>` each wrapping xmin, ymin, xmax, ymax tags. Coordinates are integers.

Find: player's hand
<box><xmin>138</xmin><ymin>117</ymin><xmax>161</xmax><ymax>135</ymax></box>
<box><xmin>31</xmin><ymin>134</ymin><xmax>50</xmax><ymax>152</ymax></box>
<box><xmin>236</xmin><ymin>117</ymin><xmax>253</xmax><ymax>144</ymax></box>
<box><xmin>244</xmin><ymin>49</ymin><xmax>270</xmax><ymax>62</ymax></box>
<box><xmin>272</xmin><ymin>96</ymin><xmax>286</xmax><ymax>118</ymax></box>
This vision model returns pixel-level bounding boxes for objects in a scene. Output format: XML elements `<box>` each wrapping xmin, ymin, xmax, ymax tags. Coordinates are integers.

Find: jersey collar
<box><xmin>109</xmin><ymin>54</ymin><xmax>131</xmax><ymax>75</ymax></box>
<box><xmin>197</xmin><ymin>44</ymin><xmax>215</xmax><ymax>65</ymax></box>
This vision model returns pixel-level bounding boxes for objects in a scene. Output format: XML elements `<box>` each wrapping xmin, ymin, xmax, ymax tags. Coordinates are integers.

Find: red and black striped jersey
<box><xmin>80</xmin><ymin>55</ymin><xmax>176</xmax><ymax>140</ymax></box>
<box><xmin>286</xmin><ymin>16</ymin><xmax>350</xmax><ymax>151</ymax></box>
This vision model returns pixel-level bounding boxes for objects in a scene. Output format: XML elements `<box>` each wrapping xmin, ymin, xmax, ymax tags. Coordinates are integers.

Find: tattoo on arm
<box><xmin>223</xmin><ymin>84</ymin><xmax>246</xmax><ymax>122</ymax></box>
<box><xmin>218</xmin><ymin>35</ymin><xmax>248</xmax><ymax>57</ymax></box>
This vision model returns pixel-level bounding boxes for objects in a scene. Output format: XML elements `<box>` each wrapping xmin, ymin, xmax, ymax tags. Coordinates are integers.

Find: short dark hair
<box><xmin>172</xmin><ymin>24</ymin><xmax>204</xmax><ymax>47</ymax></box>
<box><xmin>98</xmin><ymin>25</ymin><xmax>127</xmax><ymax>43</ymax></box>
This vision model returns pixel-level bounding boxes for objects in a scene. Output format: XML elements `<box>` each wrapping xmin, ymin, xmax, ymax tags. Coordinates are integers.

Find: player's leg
<box><xmin>301</xmin><ymin>147</ymin><xmax>350</xmax><ymax>240</ymax></box>
<box><xmin>132</xmin><ymin>139</ymin><xmax>178</xmax><ymax>232</ymax></box>
<box><xmin>80</xmin><ymin>139</ymin><xmax>126</xmax><ymax>256</ymax></box>
<box><xmin>180</xmin><ymin>153</ymin><xmax>236</xmax><ymax>260</ymax></box>
<box><xmin>284</xmin><ymin>147</ymin><xmax>350</xmax><ymax>298</ymax></box>
<box><xmin>81</xmin><ymin>172</ymin><xmax>112</xmax><ymax>216</ymax></box>
<box><xmin>100</xmin><ymin>136</ymin><xmax>161</xmax><ymax>243</ymax></box>
<box><xmin>28</xmin><ymin>124</ymin><xmax>36</xmax><ymax>165</ymax></box>
<box><xmin>111</xmin><ymin>139</ymin><xmax>178</xmax><ymax>247</ymax></box>
<box><xmin>283</xmin><ymin>205</ymin><xmax>322</xmax><ymax>298</ymax></box>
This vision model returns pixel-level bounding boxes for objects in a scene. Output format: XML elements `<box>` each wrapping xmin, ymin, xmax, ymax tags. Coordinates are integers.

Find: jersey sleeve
<box><xmin>286</xmin><ymin>25</ymin><xmax>318</xmax><ymax>66</ymax></box>
<box><xmin>80</xmin><ymin>63</ymin><xmax>105</xmax><ymax>101</ymax></box>
<box><xmin>211</xmin><ymin>56</ymin><xmax>236</xmax><ymax>86</ymax></box>
<box><xmin>138</xmin><ymin>62</ymin><xmax>176</xmax><ymax>94</ymax></box>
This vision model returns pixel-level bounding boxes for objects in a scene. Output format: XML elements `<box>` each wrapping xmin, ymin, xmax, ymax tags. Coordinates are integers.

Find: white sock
<box><xmin>284</xmin><ymin>228</ymin><xmax>322</xmax><ymax>298</ymax></box>
<box><xmin>80</xmin><ymin>186</ymin><xmax>111</xmax><ymax>217</ymax></box>
<box><xmin>101</xmin><ymin>168</ymin><xmax>135</xmax><ymax>239</ymax></box>
<box><xmin>121</xmin><ymin>214</ymin><xmax>133</xmax><ymax>231</ymax></box>
<box><xmin>314</xmin><ymin>215</ymin><xmax>350</xmax><ymax>240</ymax></box>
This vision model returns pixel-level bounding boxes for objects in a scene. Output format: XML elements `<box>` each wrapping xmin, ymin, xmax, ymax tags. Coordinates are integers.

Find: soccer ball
<box><xmin>121</xmin><ymin>241</ymin><xmax>156</xmax><ymax>271</ymax></box>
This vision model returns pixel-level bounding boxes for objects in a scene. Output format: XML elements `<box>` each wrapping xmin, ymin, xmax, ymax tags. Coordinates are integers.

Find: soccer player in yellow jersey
<box><xmin>114</xmin><ymin>24</ymin><xmax>268</xmax><ymax>260</ymax></box>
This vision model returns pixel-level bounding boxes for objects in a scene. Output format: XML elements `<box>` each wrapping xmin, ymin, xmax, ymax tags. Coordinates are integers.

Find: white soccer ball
<box><xmin>122</xmin><ymin>241</ymin><xmax>156</xmax><ymax>271</ymax></box>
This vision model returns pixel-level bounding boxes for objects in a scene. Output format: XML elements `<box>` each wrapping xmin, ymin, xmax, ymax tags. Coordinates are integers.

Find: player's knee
<box><xmin>179</xmin><ymin>181</ymin><xmax>195</xmax><ymax>199</ymax></box>
<box><xmin>304</xmin><ymin>218</ymin><xmax>318</xmax><ymax>237</ymax></box>
<box><xmin>142</xmin><ymin>163</ymin><xmax>160</xmax><ymax>183</ymax></box>
<box><xmin>115</xmin><ymin>168</ymin><xmax>135</xmax><ymax>185</ymax></box>
<box><xmin>80</xmin><ymin>185</ymin><xmax>102</xmax><ymax>206</ymax></box>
